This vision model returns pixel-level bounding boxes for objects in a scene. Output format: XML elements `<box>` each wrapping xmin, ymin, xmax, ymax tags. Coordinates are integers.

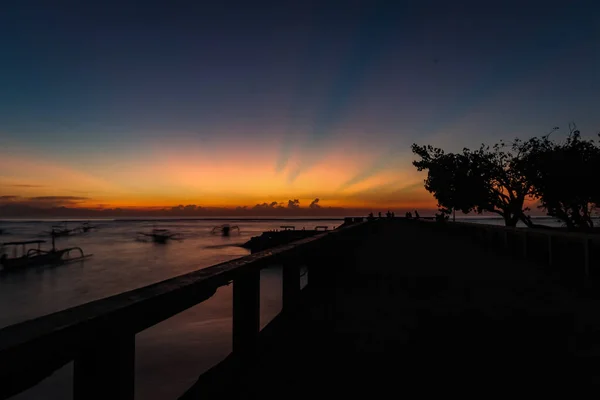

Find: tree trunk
<box><xmin>504</xmin><ymin>213</ymin><xmax>518</xmax><ymax>227</ymax></box>
<box><xmin>519</xmin><ymin>212</ymin><xmax>535</xmax><ymax>228</ymax></box>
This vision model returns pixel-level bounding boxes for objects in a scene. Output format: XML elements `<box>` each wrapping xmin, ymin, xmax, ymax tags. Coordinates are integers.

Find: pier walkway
<box><xmin>188</xmin><ymin>219</ymin><xmax>600</xmax><ymax>397</ymax></box>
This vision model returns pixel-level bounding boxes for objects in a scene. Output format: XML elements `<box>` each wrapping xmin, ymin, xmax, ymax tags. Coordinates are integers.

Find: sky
<box><xmin>0</xmin><ymin>0</ymin><xmax>599</xmax><ymax>215</ymax></box>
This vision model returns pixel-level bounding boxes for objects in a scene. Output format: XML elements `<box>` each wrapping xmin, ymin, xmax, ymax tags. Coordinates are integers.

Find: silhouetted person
<box><xmin>378</xmin><ymin>212</ymin><xmax>382</xmax><ymax>218</ymax></box>
<box><xmin>391</xmin><ymin>212</ymin><xmax>395</xmax><ymax>218</ymax></box>
<box><xmin>368</xmin><ymin>212</ymin><xmax>374</xmax><ymax>220</ymax></box>
<box><xmin>414</xmin><ymin>210</ymin><xmax>420</xmax><ymax>219</ymax></box>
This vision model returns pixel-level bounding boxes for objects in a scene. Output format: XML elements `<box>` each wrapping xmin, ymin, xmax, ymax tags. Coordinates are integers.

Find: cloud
<box><xmin>287</xmin><ymin>199</ymin><xmax>300</xmax><ymax>209</ymax></box>
<box><xmin>8</xmin><ymin>184</ymin><xmax>44</xmax><ymax>188</ymax></box>
<box><xmin>170</xmin><ymin>204</ymin><xmax>203</xmax><ymax>212</ymax></box>
<box><xmin>30</xmin><ymin>196</ymin><xmax>89</xmax><ymax>201</ymax></box>
<box><xmin>309</xmin><ymin>198</ymin><xmax>321</xmax><ymax>209</ymax></box>
<box><xmin>253</xmin><ymin>201</ymin><xmax>283</xmax><ymax>210</ymax></box>
<box><xmin>0</xmin><ymin>199</ymin><xmax>385</xmax><ymax>218</ymax></box>
<box><xmin>0</xmin><ymin>195</ymin><xmax>90</xmax><ymax>208</ymax></box>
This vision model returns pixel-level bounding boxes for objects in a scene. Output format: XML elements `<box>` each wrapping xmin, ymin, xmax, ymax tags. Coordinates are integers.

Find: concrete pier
<box><xmin>185</xmin><ymin>219</ymin><xmax>600</xmax><ymax>397</ymax></box>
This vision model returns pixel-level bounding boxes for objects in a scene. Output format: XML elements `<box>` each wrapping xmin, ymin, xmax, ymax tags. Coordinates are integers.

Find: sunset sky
<box><xmin>1</xmin><ymin>1</ymin><xmax>599</xmax><ymax>213</ymax></box>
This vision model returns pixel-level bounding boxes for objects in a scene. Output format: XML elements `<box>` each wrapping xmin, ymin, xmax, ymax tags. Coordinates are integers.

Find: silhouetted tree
<box><xmin>523</xmin><ymin>125</ymin><xmax>600</xmax><ymax>230</ymax></box>
<box><xmin>411</xmin><ymin>145</ymin><xmax>487</xmax><ymax>219</ymax></box>
<box><xmin>412</xmin><ymin>139</ymin><xmax>538</xmax><ymax>227</ymax></box>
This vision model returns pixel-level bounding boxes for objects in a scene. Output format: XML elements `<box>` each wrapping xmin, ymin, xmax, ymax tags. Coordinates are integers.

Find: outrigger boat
<box><xmin>211</xmin><ymin>224</ymin><xmax>240</xmax><ymax>237</ymax></box>
<box><xmin>137</xmin><ymin>228</ymin><xmax>181</xmax><ymax>244</ymax></box>
<box><xmin>80</xmin><ymin>222</ymin><xmax>97</xmax><ymax>233</ymax></box>
<box><xmin>43</xmin><ymin>221</ymin><xmax>96</xmax><ymax>237</ymax></box>
<box><xmin>0</xmin><ymin>239</ymin><xmax>92</xmax><ymax>271</ymax></box>
<box><xmin>69</xmin><ymin>221</ymin><xmax>97</xmax><ymax>235</ymax></box>
<box><xmin>43</xmin><ymin>222</ymin><xmax>73</xmax><ymax>237</ymax></box>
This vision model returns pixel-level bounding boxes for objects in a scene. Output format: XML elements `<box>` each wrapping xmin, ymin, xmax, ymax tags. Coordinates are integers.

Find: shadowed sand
<box><xmin>184</xmin><ymin>219</ymin><xmax>600</xmax><ymax>397</ymax></box>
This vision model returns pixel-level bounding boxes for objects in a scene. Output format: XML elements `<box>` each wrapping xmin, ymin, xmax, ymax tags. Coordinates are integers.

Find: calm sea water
<box><xmin>0</xmin><ymin>218</ymin><xmax>338</xmax><ymax>400</ymax></box>
<box><xmin>0</xmin><ymin>215</ymin><xmax>574</xmax><ymax>399</ymax></box>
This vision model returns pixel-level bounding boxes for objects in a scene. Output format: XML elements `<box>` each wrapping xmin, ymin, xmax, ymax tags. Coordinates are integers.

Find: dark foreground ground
<box><xmin>184</xmin><ymin>219</ymin><xmax>600</xmax><ymax>398</ymax></box>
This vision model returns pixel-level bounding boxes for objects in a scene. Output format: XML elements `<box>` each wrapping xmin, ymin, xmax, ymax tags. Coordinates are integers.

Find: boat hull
<box><xmin>1</xmin><ymin>251</ymin><xmax>67</xmax><ymax>270</ymax></box>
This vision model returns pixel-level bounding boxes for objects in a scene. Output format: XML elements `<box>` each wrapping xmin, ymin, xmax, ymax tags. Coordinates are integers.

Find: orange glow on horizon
<box><xmin>0</xmin><ymin>133</ymin><xmax>438</xmax><ymax>212</ymax></box>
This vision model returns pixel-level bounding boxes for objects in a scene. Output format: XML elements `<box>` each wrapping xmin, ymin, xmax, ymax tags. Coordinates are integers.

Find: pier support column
<box><xmin>74</xmin><ymin>334</ymin><xmax>135</xmax><ymax>400</ymax></box>
<box><xmin>233</xmin><ymin>269</ymin><xmax>260</xmax><ymax>361</ymax></box>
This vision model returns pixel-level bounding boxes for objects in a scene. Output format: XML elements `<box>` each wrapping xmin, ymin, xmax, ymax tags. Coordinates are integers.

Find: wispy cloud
<box><xmin>0</xmin><ymin>195</ymin><xmax>91</xmax><ymax>208</ymax></box>
<box><xmin>8</xmin><ymin>184</ymin><xmax>44</xmax><ymax>188</ymax></box>
<box><xmin>30</xmin><ymin>196</ymin><xmax>89</xmax><ymax>201</ymax></box>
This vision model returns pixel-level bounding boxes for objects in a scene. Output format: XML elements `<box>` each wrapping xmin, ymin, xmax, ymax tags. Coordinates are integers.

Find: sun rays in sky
<box><xmin>0</xmin><ymin>128</ymin><xmax>432</xmax><ymax>210</ymax></box>
<box><xmin>1</xmin><ymin>2</ymin><xmax>599</xmax><ymax>213</ymax></box>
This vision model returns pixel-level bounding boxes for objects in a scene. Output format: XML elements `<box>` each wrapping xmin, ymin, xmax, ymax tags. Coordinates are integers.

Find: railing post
<box><xmin>74</xmin><ymin>334</ymin><xmax>135</xmax><ymax>400</ymax></box>
<box><xmin>522</xmin><ymin>231</ymin><xmax>528</xmax><ymax>259</ymax></box>
<box><xmin>232</xmin><ymin>269</ymin><xmax>260</xmax><ymax>360</ymax></box>
<box><xmin>282</xmin><ymin>262</ymin><xmax>301</xmax><ymax>310</ymax></box>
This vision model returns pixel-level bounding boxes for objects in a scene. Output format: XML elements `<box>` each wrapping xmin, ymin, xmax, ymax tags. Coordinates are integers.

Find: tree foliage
<box><xmin>522</xmin><ymin>125</ymin><xmax>600</xmax><ymax>230</ymax></box>
<box><xmin>411</xmin><ymin>145</ymin><xmax>486</xmax><ymax>217</ymax></box>
<box><xmin>412</xmin><ymin>140</ymin><xmax>537</xmax><ymax>227</ymax></box>
<box><xmin>412</xmin><ymin>125</ymin><xmax>600</xmax><ymax>230</ymax></box>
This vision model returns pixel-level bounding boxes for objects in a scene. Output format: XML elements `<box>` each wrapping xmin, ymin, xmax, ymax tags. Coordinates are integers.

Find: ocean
<box><xmin>0</xmin><ymin>218</ymin><xmax>337</xmax><ymax>400</ymax></box>
<box><xmin>0</xmin><ymin>216</ymin><xmax>573</xmax><ymax>399</ymax></box>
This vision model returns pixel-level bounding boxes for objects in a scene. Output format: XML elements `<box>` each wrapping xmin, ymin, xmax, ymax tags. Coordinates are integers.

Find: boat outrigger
<box><xmin>211</xmin><ymin>224</ymin><xmax>240</xmax><ymax>237</ymax></box>
<box><xmin>80</xmin><ymin>222</ymin><xmax>97</xmax><ymax>233</ymax></box>
<box><xmin>137</xmin><ymin>228</ymin><xmax>181</xmax><ymax>244</ymax></box>
<box><xmin>43</xmin><ymin>222</ymin><xmax>73</xmax><ymax>237</ymax></box>
<box><xmin>0</xmin><ymin>239</ymin><xmax>92</xmax><ymax>271</ymax></box>
<box><xmin>43</xmin><ymin>221</ymin><xmax>96</xmax><ymax>237</ymax></box>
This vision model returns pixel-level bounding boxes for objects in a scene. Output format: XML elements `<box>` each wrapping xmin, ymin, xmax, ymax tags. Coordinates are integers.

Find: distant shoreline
<box><xmin>0</xmin><ymin>215</ymin><xmax>595</xmax><ymax>224</ymax></box>
<box><xmin>0</xmin><ymin>217</ymin><xmax>347</xmax><ymax>223</ymax></box>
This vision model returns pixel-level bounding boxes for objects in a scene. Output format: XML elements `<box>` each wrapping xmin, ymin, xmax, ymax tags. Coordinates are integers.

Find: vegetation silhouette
<box><xmin>413</xmin><ymin>125</ymin><xmax>600</xmax><ymax>230</ymax></box>
<box><xmin>523</xmin><ymin>124</ymin><xmax>600</xmax><ymax>230</ymax></box>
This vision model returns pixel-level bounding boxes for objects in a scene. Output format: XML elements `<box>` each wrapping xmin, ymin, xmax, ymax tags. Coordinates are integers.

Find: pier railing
<box><xmin>0</xmin><ymin>220</ymin><xmax>368</xmax><ymax>400</ymax></box>
<box><xmin>423</xmin><ymin>219</ymin><xmax>599</xmax><ymax>285</ymax></box>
